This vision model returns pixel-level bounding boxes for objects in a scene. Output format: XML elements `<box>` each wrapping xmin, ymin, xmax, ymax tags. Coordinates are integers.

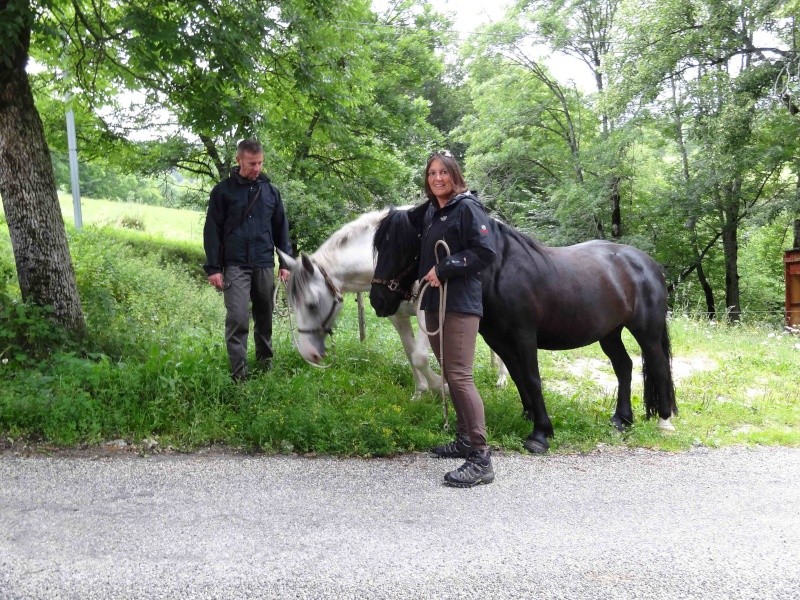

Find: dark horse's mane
<box><xmin>373</xmin><ymin>207</ymin><xmax>421</xmax><ymax>261</ymax></box>
<box><xmin>491</xmin><ymin>218</ymin><xmax>550</xmax><ymax>265</ymax></box>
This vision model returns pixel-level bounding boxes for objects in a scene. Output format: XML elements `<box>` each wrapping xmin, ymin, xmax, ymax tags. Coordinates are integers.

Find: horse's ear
<box><xmin>407</xmin><ymin>202</ymin><xmax>428</xmax><ymax>231</ymax></box>
<box><xmin>277</xmin><ymin>248</ymin><xmax>297</xmax><ymax>271</ymax></box>
<box><xmin>301</xmin><ymin>253</ymin><xmax>315</xmax><ymax>275</ymax></box>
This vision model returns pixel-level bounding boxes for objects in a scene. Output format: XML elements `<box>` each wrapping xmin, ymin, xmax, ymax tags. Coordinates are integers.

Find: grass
<box><xmin>57</xmin><ymin>192</ymin><xmax>205</xmax><ymax>243</ymax></box>
<box><xmin>1</xmin><ymin>199</ymin><xmax>799</xmax><ymax>456</ymax></box>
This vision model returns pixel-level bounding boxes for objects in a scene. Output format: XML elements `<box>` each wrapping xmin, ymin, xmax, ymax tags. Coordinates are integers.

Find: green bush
<box><xmin>118</xmin><ymin>214</ymin><xmax>146</xmax><ymax>231</ymax></box>
<box><xmin>0</xmin><ymin>295</ymin><xmax>73</xmax><ymax>369</ymax></box>
<box><xmin>66</xmin><ymin>226</ymin><xmax>221</xmax><ymax>359</ymax></box>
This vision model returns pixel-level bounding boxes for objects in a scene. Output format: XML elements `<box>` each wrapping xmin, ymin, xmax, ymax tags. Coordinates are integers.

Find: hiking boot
<box><xmin>231</xmin><ymin>369</ymin><xmax>249</xmax><ymax>383</ymax></box>
<box><xmin>443</xmin><ymin>449</ymin><xmax>495</xmax><ymax>488</ymax></box>
<box><xmin>430</xmin><ymin>433</ymin><xmax>473</xmax><ymax>459</ymax></box>
<box><xmin>253</xmin><ymin>359</ymin><xmax>273</xmax><ymax>374</ymax></box>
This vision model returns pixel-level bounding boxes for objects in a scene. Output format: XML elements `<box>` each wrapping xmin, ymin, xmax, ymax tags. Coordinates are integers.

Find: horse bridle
<box><xmin>295</xmin><ymin>266</ymin><xmax>343</xmax><ymax>338</ymax></box>
<box><xmin>370</xmin><ymin>255</ymin><xmax>419</xmax><ymax>302</ymax></box>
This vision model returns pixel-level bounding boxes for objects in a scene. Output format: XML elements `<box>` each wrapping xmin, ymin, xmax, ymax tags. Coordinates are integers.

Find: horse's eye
<box><xmin>306</xmin><ymin>302</ymin><xmax>319</xmax><ymax>313</ymax></box>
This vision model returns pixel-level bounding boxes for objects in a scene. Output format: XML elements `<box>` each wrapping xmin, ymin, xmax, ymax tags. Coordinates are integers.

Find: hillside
<box><xmin>57</xmin><ymin>193</ymin><xmax>205</xmax><ymax>244</ymax></box>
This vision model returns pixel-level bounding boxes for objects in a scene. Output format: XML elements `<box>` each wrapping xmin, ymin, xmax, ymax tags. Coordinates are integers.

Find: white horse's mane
<box><xmin>312</xmin><ymin>208</ymin><xmax>389</xmax><ymax>265</ymax></box>
<box><xmin>311</xmin><ymin>206</ymin><xmax>410</xmax><ymax>268</ymax></box>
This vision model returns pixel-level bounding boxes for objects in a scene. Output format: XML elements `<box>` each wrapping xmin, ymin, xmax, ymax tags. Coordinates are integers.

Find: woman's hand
<box><xmin>423</xmin><ymin>266</ymin><xmax>441</xmax><ymax>288</ymax></box>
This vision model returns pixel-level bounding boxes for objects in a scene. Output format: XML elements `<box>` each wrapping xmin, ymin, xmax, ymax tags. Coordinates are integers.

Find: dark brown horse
<box><xmin>369</xmin><ymin>204</ymin><xmax>677</xmax><ymax>453</ymax></box>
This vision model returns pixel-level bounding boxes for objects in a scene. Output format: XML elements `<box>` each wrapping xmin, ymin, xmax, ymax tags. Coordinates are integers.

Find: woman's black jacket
<box><xmin>418</xmin><ymin>193</ymin><xmax>496</xmax><ymax>317</ymax></box>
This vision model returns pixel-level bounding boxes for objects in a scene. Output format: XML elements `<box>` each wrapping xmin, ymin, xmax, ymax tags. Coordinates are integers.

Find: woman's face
<box><xmin>427</xmin><ymin>158</ymin><xmax>454</xmax><ymax>205</ymax></box>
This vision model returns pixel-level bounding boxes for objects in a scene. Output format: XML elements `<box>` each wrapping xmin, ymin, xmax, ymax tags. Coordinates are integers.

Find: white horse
<box><xmin>278</xmin><ymin>207</ymin><xmax>507</xmax><ymax>398</ymax></box>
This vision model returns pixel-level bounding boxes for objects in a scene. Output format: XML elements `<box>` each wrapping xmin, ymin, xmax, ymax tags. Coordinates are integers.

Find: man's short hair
<box><xmin>237</xmin><ymin>139</ymin><xmax>263</xmax><ymax>156</ymax></box>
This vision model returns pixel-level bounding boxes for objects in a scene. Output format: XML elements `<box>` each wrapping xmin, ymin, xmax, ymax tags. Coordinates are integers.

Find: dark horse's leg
<box><xmin>598</xmin><ymin>328</ymin><xmax>634</xmax><ymax>431</ymax></box>
<box><xmin>483</xmin><ymin>331</ymin><xmax>553</xmax><ymax>454</ymax></box>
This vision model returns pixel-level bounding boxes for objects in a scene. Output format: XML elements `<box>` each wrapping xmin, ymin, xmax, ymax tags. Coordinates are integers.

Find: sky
<box><xmin>374</xmin><ymin>0</ymin><xmax>593</xmax><ymax>91</ymax></box>
<box><xmin>431</xmin><ymin>0</ymin><xmax>513</xmax><ymax>35</ymax></box>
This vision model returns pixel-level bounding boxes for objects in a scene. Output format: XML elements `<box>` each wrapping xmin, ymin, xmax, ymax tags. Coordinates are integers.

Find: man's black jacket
<box><xmin>203</xmin><ymin>168</ymin><xmax>292</xmax><ymax>276</ymax></box>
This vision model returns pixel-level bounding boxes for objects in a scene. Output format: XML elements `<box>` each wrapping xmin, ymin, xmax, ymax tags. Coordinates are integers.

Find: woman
<box><xmin>419</xmin><ymin>152</ymin><xmax>497</xmax><ymax>488</ymax></box>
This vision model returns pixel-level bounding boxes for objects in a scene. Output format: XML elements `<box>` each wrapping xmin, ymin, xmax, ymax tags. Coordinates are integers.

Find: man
<box><xmin>203</xmin><ymin>139</ymin><xmax>292</xmax><ymax>381</ymax></box>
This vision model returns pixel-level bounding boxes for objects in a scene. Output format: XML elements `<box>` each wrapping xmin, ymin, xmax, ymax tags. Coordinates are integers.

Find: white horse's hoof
<box><xmin>658</xmin><ymin>418</ymin><xmax>676</xmax><ymax>432</ymax></box>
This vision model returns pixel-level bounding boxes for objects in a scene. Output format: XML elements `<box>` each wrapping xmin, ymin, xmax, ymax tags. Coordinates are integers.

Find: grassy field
<box><xmin>57</xmin><ymin>192</ymin><xmax>206</xmax><ymax>243</ymax></box>
<box><xmin>273</xmin><ymin>300</ymin><xmax>800</xmax><ymax>454</ymax></box>
<box><xmin>1</xmin><ymin>199</ymin><xmax>799</xmax><ymax>456</ymax></box>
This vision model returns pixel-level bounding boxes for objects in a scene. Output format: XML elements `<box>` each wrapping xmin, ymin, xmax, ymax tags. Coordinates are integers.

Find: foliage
<box><xmin>448</xmin><ymin>0</ymin><xmax>800</xmax><ymax>320</ymax></box>
<box><xmin>738</xmin><ymin>218</ymin><xmax>793</xmax><ymax>321</ymax></box>
<box><xmin>29</xmin><ymin>0</ymin><xmax>450</xmax><ymax>218</ymax></box>
<box><xmin>64</xmin><ymin>227</ymin><xmax>219</xmax><ymax>358</ymax></box>
<box><xmin>0</xmin><ymin>295</ymin><xmax>74</xmax><ymax>370</ymax></box>
<box><xmin>602</xmin><ymin>0</ymin><xmax>800</xmax><ymax>319</ymax></box>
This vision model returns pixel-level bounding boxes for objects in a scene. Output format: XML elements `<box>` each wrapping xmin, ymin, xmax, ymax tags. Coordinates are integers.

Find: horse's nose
<box><xmin>370</xmin><ymin>292</ymin><xmax>385</xmax><ymax>314</ymax></box>
<box><xmin>307</xmin><ymin>347</ymin><xmax>327</xmax><ymax>363</ymax></box>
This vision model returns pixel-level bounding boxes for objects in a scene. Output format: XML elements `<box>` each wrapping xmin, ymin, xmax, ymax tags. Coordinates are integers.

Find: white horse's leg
<box><xmin>388</xmin><ymin>314</ymin><xmax>443</xmax><ymax>399</ymax></box>
<box><xmin>491</xmin><ymin>352</ymin><xmax>509</xmax><ymax>388</ymax></box>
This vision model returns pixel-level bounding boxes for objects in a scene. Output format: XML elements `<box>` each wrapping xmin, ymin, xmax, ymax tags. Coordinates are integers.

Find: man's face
<box><xmin>236</xmin><ymin>151</ymin><xmax>264</xmax><ymax>181</ymax></box>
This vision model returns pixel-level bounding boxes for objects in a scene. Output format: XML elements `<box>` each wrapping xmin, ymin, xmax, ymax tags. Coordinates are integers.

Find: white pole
<box><xmin>65</xmin><ymin>101</ymin><xmax>82</xmax><ymax>229</ymax></box>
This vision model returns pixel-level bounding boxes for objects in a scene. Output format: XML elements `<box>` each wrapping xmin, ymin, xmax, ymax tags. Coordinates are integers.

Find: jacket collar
<box><xmin>432</xmin><ymin>191</ymin><xmax>480</xmax><ymax>212</ymax></box>
<box><xmin>231</xmin><ymin>166</ymin><xmax>270</xmax><ymax>186</ymax></box>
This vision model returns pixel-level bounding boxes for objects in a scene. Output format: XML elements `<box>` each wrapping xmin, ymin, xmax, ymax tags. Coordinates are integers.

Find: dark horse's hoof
<box><xmin>610</xmin><ymin>414</ymin><xmax>633</xmax><ymax>432</ymax></box>
<box><xmin>523</xmin><ymin>434</ymin><xmax>550</xmax><ymax>454</ymax></box>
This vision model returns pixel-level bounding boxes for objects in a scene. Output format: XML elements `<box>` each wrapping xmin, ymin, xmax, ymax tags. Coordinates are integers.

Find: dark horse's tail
<box><xmin>642</xmin><ymin>322</ymin><xmax>678</xmax><ymax>419</ymax></box>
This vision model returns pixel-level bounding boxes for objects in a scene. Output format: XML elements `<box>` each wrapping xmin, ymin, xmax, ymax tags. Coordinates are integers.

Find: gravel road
<box><xmin>1</xmin><ymin>445</ymin><xmax>799</xmax><ymax>599</ymax></box>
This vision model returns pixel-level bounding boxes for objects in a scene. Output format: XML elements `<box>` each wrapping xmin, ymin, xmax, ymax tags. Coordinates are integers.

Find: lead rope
<box><xmin>273</xmin><ymin>277</ymin><xmax>296</xmax><ymax>346</ymax></box>
<box><xmin>416</xmin><ymin>239</ymin><xmax>450</xmax><ymax>431</ymax></box>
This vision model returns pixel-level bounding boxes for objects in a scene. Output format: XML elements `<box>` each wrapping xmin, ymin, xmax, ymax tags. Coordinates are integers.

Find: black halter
<box><xmin>296</xmin><ymin>266</ymin><xmax>343</xmax><ymax>337</ymax></box>
<box><xmin>370</xmin><ymin>256</ymin><xmax>419</xmax><ymax>302</ymax></box>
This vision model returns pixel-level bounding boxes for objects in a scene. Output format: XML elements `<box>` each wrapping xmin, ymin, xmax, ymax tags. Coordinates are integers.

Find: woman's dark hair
<box><xmin>423</xmin><ymin>152</ymin><xmax>468</xmax><ymax>202</ymax></box>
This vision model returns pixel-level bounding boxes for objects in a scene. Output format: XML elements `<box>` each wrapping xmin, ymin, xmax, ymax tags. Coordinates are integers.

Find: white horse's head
<box><xmin>278</xmin><ymin>249</ymin><xmax>344</xmax><ymax>365</ymax></box>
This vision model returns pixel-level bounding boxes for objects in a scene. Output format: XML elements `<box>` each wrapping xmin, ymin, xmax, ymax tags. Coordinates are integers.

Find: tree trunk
<box><xmin>688</xmin><ymin>224</ymin><xmax>717</xmax><ymax>320</ymax></box>
<box><xmin>793</xmin><ymin>218</ymin><xmax>800</xmax><ymax>250</ymax></box>
<box><xmin>0</xmin><ymin>4</ymin><xmax>85</xmax><ymax>333</ymax></box>
<box><xmin>610</xmin><ymin>175</ymin><xmax>621</xmax><ymax>239</ymax></box>
<box><xmin>696</xmin><ymin>261</ymin><xmax>716</xmax><ymax>320</ymax></box>
<box><xmin>721</xmin><ymin>211</ymin><xmax>741</xmax><ymax>323</ymax></box>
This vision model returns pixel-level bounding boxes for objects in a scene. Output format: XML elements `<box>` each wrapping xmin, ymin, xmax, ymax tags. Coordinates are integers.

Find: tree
<box><xmin>515</xmin><ymin>0</ymin><xmax>629</xmax><ymax>237</ymax></box>
<box><xmin>608</xmin><ymin>0</ymin><xmax>799</xmax><ymax>321</ymax></box>
<box><xmin>457</xmin><ymin>19</ymin><xmax>606</xmax><ymax>242</ymax></box>
<box><xmin>30</xmin><ymin>0</ymin><xmax>448</xmax><ymax>249</ymax></box>
<box><xmin>0</xmin><ymin>0</ymin><xmax>85</xmax><ymax>333</ymax></box>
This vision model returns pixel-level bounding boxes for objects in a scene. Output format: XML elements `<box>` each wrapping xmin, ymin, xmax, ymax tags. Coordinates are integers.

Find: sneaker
<box><xmin>443</xmin><ymin>449</ymin><xmax>495</xmax><ymax>488</ymax></box>
<box><xmin>430</xmin><ymin>433</ymin><xmax>473</xmax><ymax>459</ymax></box>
